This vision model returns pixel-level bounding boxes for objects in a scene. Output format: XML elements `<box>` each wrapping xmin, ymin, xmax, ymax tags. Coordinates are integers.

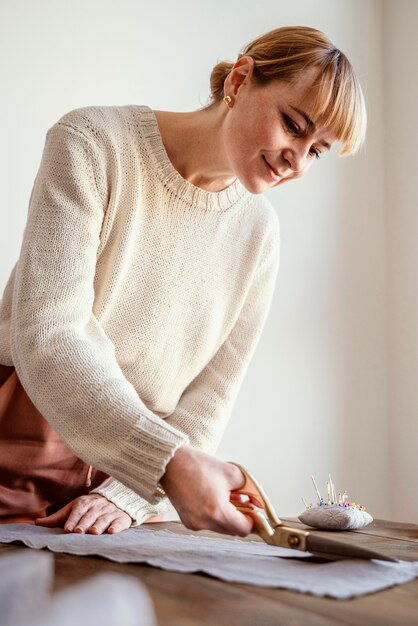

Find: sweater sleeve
<box><xmin>10</xmin><ymin>122</ymin><xmax>188</xmax><ymax>504</ymax></box>
<box><xmin>167</xmin><ymin>219</ymin><xmax>280</xmax><ymax>451</ymax></box>
<box><xmin>92</xmin><ymin>218</ymin><xmax>280</xmax><ymax>523</ymax></box>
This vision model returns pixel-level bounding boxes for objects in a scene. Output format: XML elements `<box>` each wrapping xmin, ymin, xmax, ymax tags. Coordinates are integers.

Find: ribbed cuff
<box><xmin>91</xmin><ymin>478</ymin><xmax>171</xmax><ymax>525</ymax></box>
<box><xmin>108</xmin><ymin>412</ymin><xmax>189</xmax><ymax>504</ymax></box>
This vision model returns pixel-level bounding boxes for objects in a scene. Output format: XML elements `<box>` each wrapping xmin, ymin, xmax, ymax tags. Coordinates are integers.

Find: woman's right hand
<box><xmin>160</xmin><ymin>445</ymin><xmax>253</xmax><ymax>536</ymax></box>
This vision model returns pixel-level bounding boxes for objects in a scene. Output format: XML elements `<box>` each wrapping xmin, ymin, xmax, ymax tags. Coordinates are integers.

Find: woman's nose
<box><xmin>282</xmin><ymin>146</ymin><xmax>307</xmax><ymax>173</ymax></box>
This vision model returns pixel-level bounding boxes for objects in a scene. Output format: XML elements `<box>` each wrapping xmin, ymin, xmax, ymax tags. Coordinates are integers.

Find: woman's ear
<box><xmin>223</xmin><ymin>55</ymin><xmax>255</xmax><ymax>97</ymax></box>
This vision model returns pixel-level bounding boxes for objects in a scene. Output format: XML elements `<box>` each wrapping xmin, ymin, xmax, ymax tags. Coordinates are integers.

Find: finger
<box><xmin>226</xmin><ymin>463</ymin><xmax>247</xmax><ymax>491</ymax></box>
<box><xmin>182</xmin><ymin>501</ymin><xmax>253</xmax><ymax>537</ymax></box>
<box><xmin>214</xmin><ymin>503</ymin><xmax>254</xmax><ymax>537</ymax></box>
<box><xmin>107</xmin><ymin>514</ymin><xmax>131</xmax><ymax>534</ymax></box>
<box><xmin>70</xmin><ymin>506</ymin><xmax>109</xmax><ymax>534</ymax></box>
<box><xmin>87</xmin><ymin>512</ymin><xmax>118</xmax><ymax>535</ymax></box>
<box><xmin>65</xmin><ymin>494</ymin><xmax>116</xmax><ymax>531</ymax></box>
<box><xmin>229</xmin><ymin>504</ymin><xmax>254</xmax><ymax>535</ymax></box>
<box><xmin>87</xmin><ymin>512</ymin><xmax>131</xmax><ymax>535</ymax></box>
<box><xmin>35</xmin><ymin>502</ymin><xmax>73</xmax><ymax>527</ymax></box>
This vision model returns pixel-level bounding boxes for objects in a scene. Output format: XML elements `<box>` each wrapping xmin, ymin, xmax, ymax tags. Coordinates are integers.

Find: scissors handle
<box><xmin>229</xmin><ymin>463</ymin><xmax>309</xmax><ymax>551</ymax></box>
<box><xmin>229</xmin><ymin>462</ymin><xmax>281</xmax><ymax>526</ymax></box>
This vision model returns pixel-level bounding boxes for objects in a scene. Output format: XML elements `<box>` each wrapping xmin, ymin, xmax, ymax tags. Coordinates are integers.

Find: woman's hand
<box><xmin>161</xmin><ymin>445</ymin><xmax>253</xmax><ymax>536</ymax></box>
<box><xmin>35</xmin><ymin>494</ymin><xmax>132</xmax><ymax>534</ymax></box>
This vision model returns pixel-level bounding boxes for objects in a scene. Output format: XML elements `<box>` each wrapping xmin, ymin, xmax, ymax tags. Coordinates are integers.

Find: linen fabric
<box><xmin>2</xmin><ymin>524</ymin><xmax>418</xmax><ymax>600</ymax></box>
<box><xmin>0</xmin><ymin>105</ymin><xmax>280</xmax><ymax>523</ymax></box>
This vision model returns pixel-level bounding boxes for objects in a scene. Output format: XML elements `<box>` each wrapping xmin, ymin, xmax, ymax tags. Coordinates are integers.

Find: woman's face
<box><xmin>222</xmin><ymin>60</ymin><xmax>336</xmax><ymax>194</ymax></box>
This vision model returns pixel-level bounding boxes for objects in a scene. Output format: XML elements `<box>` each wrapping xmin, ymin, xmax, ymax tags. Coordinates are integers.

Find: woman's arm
<box><xmin>88</xmin><ymin>214</ymin><xmax>280</xmax><ymax>528</ymax></box>
<box><xmin>166</xmin><ymin>217</ymin><xmax>280</xmax><ymax>452</ymax></box>
<box><xmin>10</xmin><ymin>122</ymin><xmax>188</xmax><ymax>503</ymax></box>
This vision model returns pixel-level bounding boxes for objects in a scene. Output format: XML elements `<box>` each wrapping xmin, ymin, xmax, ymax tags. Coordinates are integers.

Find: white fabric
<box><xmin>299</xmin><ymin>505</ymin><xmax>373</xmax><ymax>530</ymax></box>
<box><xmin>1</xmin><ymin>524</ymin><xmax>418</xmax><ymax>600</ymax></box>
<box><xmin>0</xmin><ymin>551</ymin><xmax>156</xmax><ymax>626</ymax></box>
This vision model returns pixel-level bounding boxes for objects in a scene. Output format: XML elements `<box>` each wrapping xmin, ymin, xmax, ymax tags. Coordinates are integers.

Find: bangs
<box><xmin>239</xmin><ymin>26</ymin><xmax>366</xmax><ymax>156</ymax></box>
<box><xmin>309</xmin><ymin>55</ymin><xmax>367</xmax><ymax>156</ymax></box>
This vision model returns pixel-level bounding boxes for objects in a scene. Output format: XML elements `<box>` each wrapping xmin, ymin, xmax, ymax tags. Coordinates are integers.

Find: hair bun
<box><xmin>209</xmin><ymin>60</ymin><xmax>234</xmax><ymax>103</ymax></box>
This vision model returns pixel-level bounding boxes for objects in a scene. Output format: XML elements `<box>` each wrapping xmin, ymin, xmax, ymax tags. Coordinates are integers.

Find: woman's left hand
<box><xmin>35</xmin><ymin>493</ymin><xmax>132</xmax><ymax>534</ymax></box>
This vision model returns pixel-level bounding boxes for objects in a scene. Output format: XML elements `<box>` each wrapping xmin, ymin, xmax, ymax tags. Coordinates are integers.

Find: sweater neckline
<box><xmin>134</xmin><ymin>105</ymin><xmax>249</xmax><ymax>212</ymax></box>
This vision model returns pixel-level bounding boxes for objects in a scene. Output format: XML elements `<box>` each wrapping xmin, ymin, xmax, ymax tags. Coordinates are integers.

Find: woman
<box><xmin>0</xmin><ymin>26</ymin><xmax>366</xmax><ymax>536</ymax></box>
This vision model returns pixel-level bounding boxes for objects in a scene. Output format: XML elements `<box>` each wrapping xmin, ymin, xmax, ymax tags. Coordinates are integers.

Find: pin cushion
<box><xmin>298</xmin><ymin>475</ymin><xmax>373</xmax><ymax>531</ymax></box>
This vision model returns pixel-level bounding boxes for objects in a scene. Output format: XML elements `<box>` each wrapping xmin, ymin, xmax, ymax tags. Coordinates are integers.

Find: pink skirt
<box><xmin>0</xmin><ymin>364</ymin><xmax>108</xmax><ymax>523</ymax></box>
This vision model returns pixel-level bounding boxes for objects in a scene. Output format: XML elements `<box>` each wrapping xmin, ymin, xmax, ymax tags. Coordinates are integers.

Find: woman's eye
<box><xmin>309</xmin><ymin>146</ymin><xmax>321</xmax><ymax>160</ymax></box>
<box><xmin>283</xmin><ymin>115</ymin><xmax>300</xmax><ymax>135</ymax></box>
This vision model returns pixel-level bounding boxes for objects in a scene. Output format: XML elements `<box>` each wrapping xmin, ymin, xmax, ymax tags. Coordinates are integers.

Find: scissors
<box><xmin>230</xmin><ymin>463</ymin><xmax>399</xmax><ymax>562</ymax></box>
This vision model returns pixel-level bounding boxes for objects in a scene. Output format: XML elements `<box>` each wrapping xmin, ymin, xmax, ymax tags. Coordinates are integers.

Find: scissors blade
<box><xmin>230</xmin><ymin>463</ymin><xmax>400</xmax><ymax>563</ymax></box>
<box><xmin>304</xmin><ymin>533</ymin><xmax>400</xmax><ymax>562</ymax></box>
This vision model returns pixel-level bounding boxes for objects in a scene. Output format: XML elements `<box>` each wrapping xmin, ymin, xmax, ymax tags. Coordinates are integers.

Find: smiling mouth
<box><xmin>262</xmin><ymin>155</ymin><xmax>281</xmax><ymax>179</ymax></box>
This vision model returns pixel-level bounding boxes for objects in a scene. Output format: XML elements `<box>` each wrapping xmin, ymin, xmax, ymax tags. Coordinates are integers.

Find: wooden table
<box><xmin>1</xmin><ymin>518</ymin><xmax>418</xmax><ymax>625</ymax></box>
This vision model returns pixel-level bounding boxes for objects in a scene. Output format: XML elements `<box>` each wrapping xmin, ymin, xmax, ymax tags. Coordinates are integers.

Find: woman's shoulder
<box><xmin>244</xmin><ymin>193</ymin><xmax>280</xmax><ymax>241</ymax></box>
<box><xmin>48</xmin><ymin>104</ymin><xmax>149</xmax><ymax>151</ymax></box>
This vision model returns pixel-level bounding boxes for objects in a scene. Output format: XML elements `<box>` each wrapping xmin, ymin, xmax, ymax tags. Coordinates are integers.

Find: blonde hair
<box><xmin>209</xmin><ymin>26</ymin><xmax>367</xmax><ymax>156</ymax></box>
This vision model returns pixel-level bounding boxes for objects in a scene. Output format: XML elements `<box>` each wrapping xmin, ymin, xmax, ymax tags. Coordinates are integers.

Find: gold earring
<box><xmin>223</xmin><ymin>95</ymin><xmax>233</xmax><ymax>107</ymax></box>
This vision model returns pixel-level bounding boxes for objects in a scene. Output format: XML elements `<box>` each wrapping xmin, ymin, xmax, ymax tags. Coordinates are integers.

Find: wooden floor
<box><xmin>1</xmin><ymin>518</ymin><xmax>418</xmax><ymax>625</ymax></box>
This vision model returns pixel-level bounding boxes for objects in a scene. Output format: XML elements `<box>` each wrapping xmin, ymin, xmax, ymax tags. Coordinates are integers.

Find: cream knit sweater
<box><xmin>0</xmin><ymin>105</ymin><xmax>280</xmax><ymax>524</ymax></box>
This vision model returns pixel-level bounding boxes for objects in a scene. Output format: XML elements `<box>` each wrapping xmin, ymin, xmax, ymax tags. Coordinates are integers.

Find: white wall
<box><xmin>383</xmin><ymin>0</ymin><xmax>418</xmax><ymax>522</ymax></box>
<box><xmin>1</xmin><ymin>0</ymin><xmax>407</xmax><ymax>521</ymax></box>
<box><xmin>217</xmin><ymin>1</ymin><xmax>389</xmax><ymax>519</ymax></box>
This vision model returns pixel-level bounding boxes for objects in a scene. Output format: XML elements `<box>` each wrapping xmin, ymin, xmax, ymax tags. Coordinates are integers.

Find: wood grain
<box><xmin>1</xmin><ymin>519</ymin><xmax>418</xmax><ymax>626</ymax></box>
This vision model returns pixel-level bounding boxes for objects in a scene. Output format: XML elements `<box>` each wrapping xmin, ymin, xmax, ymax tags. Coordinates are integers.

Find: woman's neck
<box><xmin>153</xmin><ymin>106</ymin><xmax>236</xmax><ymax>192</ymax></box>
